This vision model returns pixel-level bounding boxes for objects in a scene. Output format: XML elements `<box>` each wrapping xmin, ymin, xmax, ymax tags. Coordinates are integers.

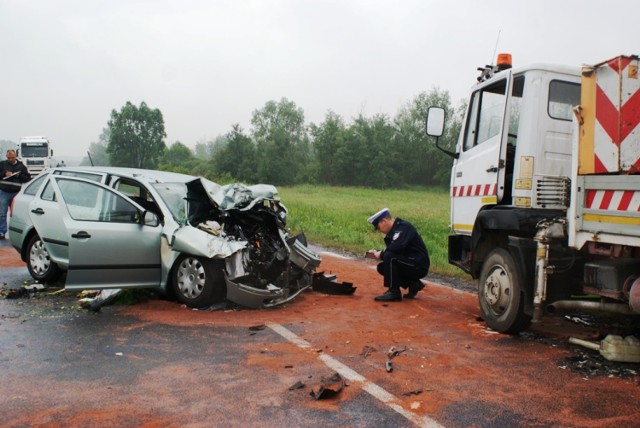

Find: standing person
<box><xmin>0</xmin><ymin>149</ymin><xmax>31</xmax><ymax>239</ymax></box>
<box><xmin>366</xmin><ymin>208</ymin><xmax>430</xmax><ymax>302</ymax></box>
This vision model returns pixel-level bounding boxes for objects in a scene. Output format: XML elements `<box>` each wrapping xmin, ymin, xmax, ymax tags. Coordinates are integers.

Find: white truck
<box><xmin>16</xmin><ymin>136</ymin><xmax>54</xmax><ymax>176</ymax></box>
<box><xmin>427</xmin><ymin>54</ymin><xmax>640</xmax><ymax>333</ymax></box>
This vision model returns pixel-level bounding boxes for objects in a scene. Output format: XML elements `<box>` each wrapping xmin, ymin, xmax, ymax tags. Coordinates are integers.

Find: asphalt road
<box><xmin>1</xmin><ymin>238</ymin><xmax>639</xmax><ymax>427</ymax></box>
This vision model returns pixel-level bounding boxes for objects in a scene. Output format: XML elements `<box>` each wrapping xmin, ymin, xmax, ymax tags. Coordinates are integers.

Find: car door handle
<box><xmin>31</xmin><ymin>208</ymin><xmax>45</xmax><ymax>215</ymax></box>
<box><xmin>486</xmin><ymin>166</ymin><xmax>499</xmax><ymax>173</ymax></box>
<box><xmin>71</xmin><ymin>231</ymin><xmax>91</xmax><ymax>239</ymax></box>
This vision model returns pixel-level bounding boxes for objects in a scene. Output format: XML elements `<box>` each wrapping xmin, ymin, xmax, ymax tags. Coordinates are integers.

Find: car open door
<box><xmin>36</xmin><ymin>176</ymin><xmax>162</xmax><ymax>289</ymax></box>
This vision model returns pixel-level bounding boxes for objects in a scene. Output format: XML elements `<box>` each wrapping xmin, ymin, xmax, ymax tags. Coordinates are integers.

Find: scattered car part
<box><xmin>569</xmin><ymin>335</ymin><xmax>640</xmax><ymax>363</ymax></box>
<box><xmin>401</xmin><ymin>388</ymin><xmax>424</xmax><ymax>396</ymax></box>
<box><xmin>310</xmin><ymin>373</ymin><xmax>344</xmax><ymax>400</ymax></box>
<box><xmin>288</xmin><ymin>381</ymin><xmax>305</xmax><ymax>391</ymax></box>
<box><xmin>248</xmin><ymin>324</ymin><xmax>266</xmax><ymax>331</ymax></box>
<box><xmin>385</xmin><ymin>346</ymin><xmax>407</xmax><ymax>372</ymax></box>
<box><xmin>78</xmin><ymin>289</ymin><xmax>124</xmax><ymax>312</ymax></box>
<box><xmin>312</xmin><ymin>272</ymin><xmax>356</xmax><ymax>295</ymax></box>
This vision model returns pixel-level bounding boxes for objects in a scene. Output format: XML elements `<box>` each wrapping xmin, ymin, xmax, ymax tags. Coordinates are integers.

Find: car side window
<box><xmin>56</xmin><ymin>178</ymin><xmax>140</xmax><ymax>223</ymax></box>
<box><xmin>24</xmin><ymin>174</ymin><xmax>48</xmax><ymax>196</ymax></box>
<box><xmin>40</xmin><ymin>180</ymin><xmax>56</xmax><ymax>201</ymax></box>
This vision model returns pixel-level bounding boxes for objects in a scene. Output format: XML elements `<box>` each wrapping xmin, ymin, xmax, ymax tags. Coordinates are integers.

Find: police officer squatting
<box><xmin>366</xmin><ymin>208</ymin><xmax>430</xmax><ymax>302</ymax></box>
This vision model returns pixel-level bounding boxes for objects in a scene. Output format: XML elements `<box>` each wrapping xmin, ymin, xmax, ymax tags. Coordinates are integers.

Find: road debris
<box><xmin>385</xmin><ymin>346</ymin><xmax>407</xmax><ymax>372</ymax></box>
<box><xmin>311</xmin><ymin>272</ymin><xmax>356</xmax><ymax>295</ymax></box>
<box><xmin>401</xmin><ymin>388</ymin><xmax>424</xmax><ymax>396</ymax></box>
<box><xmin>248</xmin><ymin>324</ymin><xmax>266</xmax><ymax>331</ymax></box>
<box><xmin>78</xmin><ymin>289</ymin><xmax>124</xmax><ymax>312</ymax></box>
<box><xmin>288</xmin><ymin>380</ymin><xmax>305</xmax><ymax>391</ymax></box>
<box><xmin>386</xmin><ymin>346</ymin><xmax>407</xmax><ymax>359</ymax></box>
<box><xmin>569</xmin><ymin>335</ymin><xmax>640</xmax><ymax>363</ymax></box>
<box><xmin>310</xmin><ymin>372</ymin><xmax>344</xmax><ymax>400</ymax></box>
<box><xmin>360</xmin><ymin>345</ymin><xmax>376</xmax><ymax>358</ymax></box>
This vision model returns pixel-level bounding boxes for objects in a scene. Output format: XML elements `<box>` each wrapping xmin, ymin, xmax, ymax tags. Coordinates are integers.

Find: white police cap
<box><xmin>367</xmin><ymin>208</ymin><xmax>389</xmax><ymax>228</ymax></box>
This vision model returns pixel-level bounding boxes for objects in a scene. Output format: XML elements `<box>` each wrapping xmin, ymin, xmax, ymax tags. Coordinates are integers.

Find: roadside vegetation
<box><xmin>279</xmin><ymin>185</ymin><xmax>461</xmax><ymax>278</ymax></box>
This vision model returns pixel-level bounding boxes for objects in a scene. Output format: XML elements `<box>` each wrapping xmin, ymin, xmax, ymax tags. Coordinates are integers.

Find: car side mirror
<box><xmin>143</xmin><ymin>211</ymin><xmax>160</xmax><ymax>227</ymax></box>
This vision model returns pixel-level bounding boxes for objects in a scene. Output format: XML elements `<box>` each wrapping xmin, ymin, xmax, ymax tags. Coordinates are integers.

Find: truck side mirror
<box><xmin>426</xmin><ymin>106</ymin><xmax>458</xmax><ymax>159</ymax></box>
<box><xmin>426</xmin><ymin>107</ymin><xmax>445</xmax><ymax>137</ymax></box>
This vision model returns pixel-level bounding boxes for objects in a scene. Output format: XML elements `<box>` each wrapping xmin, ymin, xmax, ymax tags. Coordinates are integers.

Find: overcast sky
<box><xmin>2</xmin><ymin>0</ymin><xmax>639</xmax><ymax>159</ymax></box>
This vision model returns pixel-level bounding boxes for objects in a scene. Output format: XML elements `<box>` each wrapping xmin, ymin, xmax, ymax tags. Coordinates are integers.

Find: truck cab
<box><xmin>433</xmin><ymin>54</ymin><xmax>640</xmax><ymax>334</ymax></box>
<box><xmin>17</xmin><ymin>136</ymin><xmax>53</xmax><ymax>176</ymax></box>
<box><xmin>449</xmin><ymin>57</ymin><xmax>581</xmax><ymax>274</ymax></box>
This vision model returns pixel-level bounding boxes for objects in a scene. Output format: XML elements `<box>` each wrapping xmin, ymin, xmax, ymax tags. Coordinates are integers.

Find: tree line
<box><xmin>82</xmin><ymin>88</ymin><xmax>462</xmax><ymax>188</ymax></box>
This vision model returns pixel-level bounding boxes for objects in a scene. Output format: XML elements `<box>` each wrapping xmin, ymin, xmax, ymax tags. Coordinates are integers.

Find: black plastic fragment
<box><xmin>312</xmin><ymin>272</ymin><xmax>356</xmax><ymax>295</ymax></box>
<box><xmin>288</xmin><ymin>380</ymin><xmax>305</xmax><ymax>391</ymax></box>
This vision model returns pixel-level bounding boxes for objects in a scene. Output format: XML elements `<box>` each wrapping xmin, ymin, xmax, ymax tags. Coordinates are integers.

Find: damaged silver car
<box><xmin>8</xmin><ymin>167</ymin><xmax>321</xmax><ymax>308</ymax></box>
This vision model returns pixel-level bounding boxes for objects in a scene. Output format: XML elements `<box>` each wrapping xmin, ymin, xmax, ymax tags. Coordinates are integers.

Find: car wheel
<box><xmin>478</xmin><ymin>248</ymin><xmax>531</xmax><ymax>334</ymax></box>
<box><xmin>173</xmin><ymin>255</ymin><xmax>226</xmax><ymax>308</ymax></box>
<box><xmin>26</xmin><ymin>234</ymin><xmax>63</xmax><ymax>284</ymax></box>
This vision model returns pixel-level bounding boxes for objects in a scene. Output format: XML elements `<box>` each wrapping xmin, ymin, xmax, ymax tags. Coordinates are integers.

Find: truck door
<box><xmin>451</xmin><ymin>72</ymin><xmax>512</xmax><ymax>234</ymax></box>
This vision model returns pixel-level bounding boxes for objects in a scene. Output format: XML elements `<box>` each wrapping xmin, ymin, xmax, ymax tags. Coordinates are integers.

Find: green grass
<box><xmin>278</xmin><ymin>185</ymin><xmax>462</xmax><ymax>278</ymax></box>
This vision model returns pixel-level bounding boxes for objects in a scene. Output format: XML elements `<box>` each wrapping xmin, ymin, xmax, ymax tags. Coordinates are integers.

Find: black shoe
<box><xmin>374</xmin><ymin>290</ymin><xmax>402</xmax><ymax>302</ymax></box>
<box><xmin>404</xmin><ymin>280</ymin><xmax>425</xmax><ymax>299</ymax></box>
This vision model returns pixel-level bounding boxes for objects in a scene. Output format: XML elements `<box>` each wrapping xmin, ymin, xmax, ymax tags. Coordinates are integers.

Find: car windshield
<box><xmin>152</xmin><ymin>182</ymin><xmax>188</xmax><ymax>224</ymax></box>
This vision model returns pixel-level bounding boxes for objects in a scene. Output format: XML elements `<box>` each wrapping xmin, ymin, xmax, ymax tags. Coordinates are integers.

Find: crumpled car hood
<box><xmin>187</xmin><ymin>178</ymin><xmax>286</xmax><ymax>213</ymax></box>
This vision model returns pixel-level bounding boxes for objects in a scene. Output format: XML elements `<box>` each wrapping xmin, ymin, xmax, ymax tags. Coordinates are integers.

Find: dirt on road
<box><xmin>1</xmin><ymin>245</ymin><xmax>639</xmax><ymax>427</ymax></box>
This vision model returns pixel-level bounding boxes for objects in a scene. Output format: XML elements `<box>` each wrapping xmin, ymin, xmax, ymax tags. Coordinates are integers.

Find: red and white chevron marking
<box><xmin>594</xmin><ymin>56</ymin><xmax>640</xmax><ymax>173</ymax></box>
<box><xmin>585</xmin><ymin>189</ymin><xmax>640</xmax><ymax>212</ymax></box>
<box><xmin>451</xmin><ymin>183</ymin><xmax>496</xmax><ymax>197</ymax></box>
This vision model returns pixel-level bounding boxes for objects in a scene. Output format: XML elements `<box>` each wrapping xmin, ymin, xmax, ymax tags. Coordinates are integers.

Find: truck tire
<box><xmin>478</xmin><ymin>248</ymin><xmax>531</xmax><ymax>333</ymax></box>
<box><xmin>172</xmin><ymin>255</ymin><xmax>226</xmax><ymax>308</ymax></box>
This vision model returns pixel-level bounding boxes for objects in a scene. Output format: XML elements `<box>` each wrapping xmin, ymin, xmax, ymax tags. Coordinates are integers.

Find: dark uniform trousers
<box><xmin>376</xmin><ymin>250</ymin><xmax>428</xmax><ymax>290</ymax></box>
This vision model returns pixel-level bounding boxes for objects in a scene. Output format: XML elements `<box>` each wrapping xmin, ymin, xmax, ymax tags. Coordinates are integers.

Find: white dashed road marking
<box><xmin>267</xmin><ymin>322</ymin><xmax>443</xmax><ymax>428</ymax></box>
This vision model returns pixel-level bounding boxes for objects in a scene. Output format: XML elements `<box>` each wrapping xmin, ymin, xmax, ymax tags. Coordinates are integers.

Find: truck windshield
<box><xmin>20</xmin><ymin>144</ymin><xmax>49</xmax><ymax>157</ymax></box>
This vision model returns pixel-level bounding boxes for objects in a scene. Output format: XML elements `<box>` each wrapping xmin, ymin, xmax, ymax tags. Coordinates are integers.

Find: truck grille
<box><xmin>26</xmin><ymin>160</ymin><xmax>45</xmax><ymax>166</ymax></box>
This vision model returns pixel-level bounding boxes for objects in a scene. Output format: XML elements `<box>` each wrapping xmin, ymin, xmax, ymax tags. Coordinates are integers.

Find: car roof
<box><xmin>49</xmin><ymin>166</ymin><xmax>196</xmax><ymax>184</ymax></box>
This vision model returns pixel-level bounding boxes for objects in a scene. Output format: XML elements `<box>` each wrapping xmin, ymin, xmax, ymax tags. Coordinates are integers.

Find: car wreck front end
<box><xmin>169</xmin><ymin>179</ymin><xmax>321</xmax><ymax>309</ymax></box>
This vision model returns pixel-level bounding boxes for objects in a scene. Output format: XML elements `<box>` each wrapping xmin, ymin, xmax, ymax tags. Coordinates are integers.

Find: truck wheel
<box><xmin>478</xmin><ymin>248</ymin><xmax>531</xmax><ymax>333</ymax></box>
<box><xmin>172</xmin><ymin>255</ymin><xmax>226</xmax><ymax>308</ymax></box>
<box><xmin>26</xmin><ymin>234</ymin><xmax>63</xmax><ymax>284</ymax></box>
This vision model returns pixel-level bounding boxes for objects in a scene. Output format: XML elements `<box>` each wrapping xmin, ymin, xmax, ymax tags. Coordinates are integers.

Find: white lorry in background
<box><xmin>16</xmin><ymin>136</ymin><xmax>54</xmax><ymax>176</ymax></box>
<box><xmin>427</xmin><ymin>54</ymin><xmax>640</xmax><ymax>335</ymax></box>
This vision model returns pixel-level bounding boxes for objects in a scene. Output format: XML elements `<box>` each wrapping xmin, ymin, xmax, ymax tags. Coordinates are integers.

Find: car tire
<box><xmin>26</xmin><ymin>234</ymin><xmax>63</xmax><ymax>284</ymax></box>
<box><xmin>172</xmin><ymin>255</ymin><xmax>226</xmax><ymax>308</ymax></box>
<box><xmin>478</xmin><ymin>247</ymin><xmax>531</xmax><ymax>334</ymax></box>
